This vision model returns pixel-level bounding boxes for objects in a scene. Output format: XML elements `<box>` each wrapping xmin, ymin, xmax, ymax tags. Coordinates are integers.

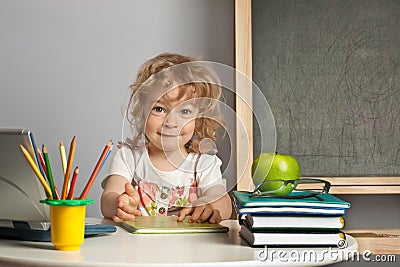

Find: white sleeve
<box><xmin>101</xmin><ymin>147</ymin><xmax>134</xmax><ymax>188</ymax></box>
<box><xmin>196</xmin><ymin>155</ymin><xmax>225</xmax><ymax>195</ymax></box>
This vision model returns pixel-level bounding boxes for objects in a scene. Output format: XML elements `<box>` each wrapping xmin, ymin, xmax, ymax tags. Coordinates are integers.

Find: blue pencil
<box><xmin>29</xmin><ymin>132</ymin><xmax>47</xmax><ymax>180</ymax></box>
<box><xmin>99</xmin><ymin>149</ymin><xmax>112</xmax><ymax>172</ymax></box>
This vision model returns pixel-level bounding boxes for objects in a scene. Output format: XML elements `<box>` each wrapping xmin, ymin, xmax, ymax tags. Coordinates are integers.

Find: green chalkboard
<box><xmin>252</xmin><ymin>0</ymin><xmax>400</xmax><ymax>176</ymax></box>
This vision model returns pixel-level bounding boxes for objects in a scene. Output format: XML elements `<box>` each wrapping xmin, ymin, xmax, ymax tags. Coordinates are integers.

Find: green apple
<box><xmin>251</xmin><ymin>152</ymin><xmax>301</xmax><ymax>195</ymax></box>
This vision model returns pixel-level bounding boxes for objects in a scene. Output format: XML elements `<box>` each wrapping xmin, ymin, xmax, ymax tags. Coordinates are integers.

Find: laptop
<box><xmin>0</xmin><ymin>129</ymin><xmax>116</xmax><ymax>241</ymax></box>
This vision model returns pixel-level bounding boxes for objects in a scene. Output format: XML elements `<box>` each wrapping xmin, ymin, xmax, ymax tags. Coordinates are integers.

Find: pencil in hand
<box><xmin>66</xmin><ymin>166</ymin><xmax>79</xmax><ymax>200</ymax></box>
<box><xmin>79</xmin><ymin>140</ymin><xmax>113</xmax><ymax>199</ymax></box>
<box><xmin>42</xmin><ymin>145</ymin><xmax>59</xmax><ymax>200</ymax></box>
<box><xmin>20</xmin><ymin>145</ymin><xmax>53</xmax><ymax>199</ymax></box>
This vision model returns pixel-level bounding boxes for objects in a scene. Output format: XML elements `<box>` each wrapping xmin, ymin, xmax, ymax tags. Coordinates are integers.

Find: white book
<box><xmin>246</xmin><ymin>214</ymin><xmax>345</xmax><ymax>230</ymax></box>
<box><xmin>240</xmin><ymin>224</ymin><xmax>346</xmax><ymax>246</ymax></box>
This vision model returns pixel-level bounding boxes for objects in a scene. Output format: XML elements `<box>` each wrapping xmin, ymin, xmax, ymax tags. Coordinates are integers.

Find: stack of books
<box><xmin>232</xmin><ymin>191</ymin><xmax>351</xmax><ymax>247</ymax></box>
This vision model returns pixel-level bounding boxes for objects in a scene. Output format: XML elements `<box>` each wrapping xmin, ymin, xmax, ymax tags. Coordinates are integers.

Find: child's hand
<box><xmin>177</xmin><ymin>201</ymin><xmax>221</xmax><ymax>224</ymax></box>
<box><xmin>112</xmin><ymin>183</ymin><xmax>142</xmax><ymax>222</ymax></box>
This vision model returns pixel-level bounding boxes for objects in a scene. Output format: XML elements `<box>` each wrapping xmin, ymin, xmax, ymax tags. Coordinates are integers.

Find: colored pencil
<box><xmin>99</xmin><ymin>149</ymin><xmax>112</xmax><ymax>171</ymax></box>
<box><xmin>79</xmin><ymin>141</ymin><xmax>113</xmax><ymax>199</ymax></box>
<box><xmin>42</xmin><ymin>145</ymin><xmax>58</xmax><ymax>200</ymax></box>
<box><xmin>38</xmin><ymin>146</ymin><xmax>61</xmax><ymax>199</ymax></box>
<box><xmin>20</xmin><ymin>145</ymin><xmax>53</xmax><ymax>199</ymax></box>
<box><xmin>59</xmin><ymin>140</ymin><xmax>67</xmax><ymax>175</ymax></box>
<box><xmin>66</xmin><ymin>166</ymin><xmax>79</xmax><ymax>200</ymax></box>
<box><xmin>29</xmin><ymin>132</ymin><xmax>47</xmax><ymax>180</ymax></box>
<box><xmin>62</xmin><ymin>136</ymin><xmax>76</xmax><ymax>199</ymax></box>
<box><xmin>36</xmin><ymin>146</ymin><xmax>47</xmax><ymax>174</ymax></box>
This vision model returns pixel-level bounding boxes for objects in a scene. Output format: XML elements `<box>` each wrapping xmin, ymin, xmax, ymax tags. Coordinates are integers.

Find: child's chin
<box><xmin>160</xmin><ymin>142</ymin><xmax>180</xmax><ymax>151</ymax></box>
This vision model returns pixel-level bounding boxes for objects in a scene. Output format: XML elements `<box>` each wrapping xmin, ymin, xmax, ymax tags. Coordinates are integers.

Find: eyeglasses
<box><xmin>251</xmin><ymin>178</ymin><xmax>331</xmax><ymax>200</ymax></box>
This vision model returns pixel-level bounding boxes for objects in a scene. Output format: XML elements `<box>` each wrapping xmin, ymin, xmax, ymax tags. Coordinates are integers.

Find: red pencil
<box><xmin>36</xmin><ymin>146</ymin><xmax>47</xmax><ymax>174</ymax></box>
<box><xmin>79</xmin><ymin>141</ymin><xmax>112</xmax><ymax>199</ymax></box>
<box><xmin>66</xmin><ymin>167</ymin><xmax>79</xmax><ymax>200</ymax></box>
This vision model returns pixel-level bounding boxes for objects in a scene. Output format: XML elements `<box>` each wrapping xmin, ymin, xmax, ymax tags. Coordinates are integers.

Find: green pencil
<box><xmin>42</xmin><ymin>145</ymin><xmax>58</xmax><ymax>200</ymax></box>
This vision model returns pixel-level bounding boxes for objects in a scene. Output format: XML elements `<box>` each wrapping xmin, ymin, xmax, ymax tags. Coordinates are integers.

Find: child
<box><xmin>101</xmin><ymin>53</ymin><xmax>232</xmax><ymax>224</ymax></box>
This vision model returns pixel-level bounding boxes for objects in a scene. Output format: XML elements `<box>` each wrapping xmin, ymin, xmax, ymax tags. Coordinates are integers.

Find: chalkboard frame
<box><xmin>234</xmin><ymin>0</ymin><xmax>400</xmax><ymax>194</ymax></box>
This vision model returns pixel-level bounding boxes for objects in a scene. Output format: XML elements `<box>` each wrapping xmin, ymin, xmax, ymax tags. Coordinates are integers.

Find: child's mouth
<box><xmin>159</xmin><ymin>133</ymin><xmax>179</xmax><ymax>137</ymax></box>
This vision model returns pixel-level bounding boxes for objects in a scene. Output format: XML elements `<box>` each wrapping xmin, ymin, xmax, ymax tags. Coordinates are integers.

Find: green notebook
<box><xmin>233</xmin><ymin>191</ymin><xmax>350</xmax><ymax>209</ymax></box>
<box><xmin>118</xmin><ymin>216</ymin><xmax>229</xmax><ymax>234</ymax></box>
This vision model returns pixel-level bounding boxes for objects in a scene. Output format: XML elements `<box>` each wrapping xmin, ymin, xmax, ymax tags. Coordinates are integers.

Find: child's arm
<box><xmin>177</xmin><ymin>184</ymin><xmax>232</xmax><ymax>223</ymax></box>
<box><xmin>101</xmin><ymin>174</ymin><xmax>141</xmax><ymax>222</ymax></box>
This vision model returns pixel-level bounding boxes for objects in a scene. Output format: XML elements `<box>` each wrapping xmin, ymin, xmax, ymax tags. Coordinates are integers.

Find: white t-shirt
<box><xmin>103</xmin><ymin>144</ymin><xmax>225</xmax><ymax>216</ymax></box>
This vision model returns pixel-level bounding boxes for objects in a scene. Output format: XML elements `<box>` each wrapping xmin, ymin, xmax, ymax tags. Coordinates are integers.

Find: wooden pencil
<box><xmin>38</xmin><ymin>146</ymin><xmax>61</xmax><ymax>199</ymax></box>
<box><xmin>66</xmin><ymin>166</ymin><xmax>79</xmax><ymax>200</ymax></box>
<box><xmin>99</xmin><ymin>149</ymin><xmax>112</xmax><ymax>171</ymax></box>
<box><xmin>29</xmin><ymin>132</ymin><xmax>47</xmax><ymax>180</ymax></box>
<box><xmin>79</xmin><ymin>141</ymin><xmax>113</xmax><ymax>199</ymax></box>
<box><xmin>59</xmin><ymin>140</ymin><xmax>67</xmax><ymax>175</ymax></box>
<box><xmin>62</xmin><ymin>136</ymin><xmax>76</xmax><ymax>199</ymax></box>
<box><xmin>20</xmin><ymin>145</ymin><xmax>53</xmax><ymax>199</ymax></box>
<box><xmin>42</xmin><ymin>145</ymin><xmax>58</xmax><ymax>200</ymax></box>
<box><xmin>36</xmin><ymin>146</ymin><xmax>47</xmax><ymax>174</ymax></box>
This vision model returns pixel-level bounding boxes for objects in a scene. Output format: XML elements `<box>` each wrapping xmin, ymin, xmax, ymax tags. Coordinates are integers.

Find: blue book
<box><xmin>234</xmin><ymin>204</ymin><xmax>347</xmax><ymax>217</ymax></box>
<box><xmin>232</xmin><ymin>191</ymin><xmax>351</xmax><ymax>209</ymax></box>
<box><xmin>0</xmin><ymin>224</ymin><xmax>117</xmax><ymax>242</ymax></box>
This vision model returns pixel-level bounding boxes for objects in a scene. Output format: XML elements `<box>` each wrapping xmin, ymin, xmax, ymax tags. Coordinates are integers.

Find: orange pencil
<box><xmin>66</xmin><ymin>166</ymin><xmax>79</xmax><ymax>200</ymax></box>
<box><xmin>20</xmin><ymin>145</ymin><xmax>53</xmax><ymax>199</ymax></box>
<box><xmin>79</xmin><ymin>141</ymin><xmax>112</xmax><ymax>199</ymax></box>
<box><xmin>61</xmin><ymin>136</ymin><xmax>76</xmax><ymax>199</ymax></box>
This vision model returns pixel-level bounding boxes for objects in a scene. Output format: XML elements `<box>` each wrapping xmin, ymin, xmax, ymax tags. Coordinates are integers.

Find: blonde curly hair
<box><xmin>127</xmin><ymin>52</ymin><xmax>225</xmax><ymax>154</ymax></box>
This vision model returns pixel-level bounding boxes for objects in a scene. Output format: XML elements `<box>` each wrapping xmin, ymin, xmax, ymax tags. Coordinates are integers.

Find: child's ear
<box><xmin>185</xmin><ymin>139</ymin><xmax>193</xmax><ymax>148</ymax></box>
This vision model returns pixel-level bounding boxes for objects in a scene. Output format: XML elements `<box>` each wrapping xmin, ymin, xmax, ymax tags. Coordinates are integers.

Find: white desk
<box><xmin>0</xmin><ymin>219</ymin><xmax>357</xmax><ymax>267</ymax></box>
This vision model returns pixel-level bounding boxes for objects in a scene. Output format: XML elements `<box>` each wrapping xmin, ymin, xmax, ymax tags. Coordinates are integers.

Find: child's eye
<box><xmin>180</xmin><ymin>109</ymin><xmax>192</xmax><ymax>115</ymax></box>
<box><xmin>153</xmin><ymin>106</ymin><xmax>165</xmax><ymax>113</ymax></box>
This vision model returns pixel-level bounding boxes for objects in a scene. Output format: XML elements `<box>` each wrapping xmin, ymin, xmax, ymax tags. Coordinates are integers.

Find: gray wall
<box><xmin>0</xmin><ymin>0</ymin><xmax>234</xmax><ymax>217</ymax></box>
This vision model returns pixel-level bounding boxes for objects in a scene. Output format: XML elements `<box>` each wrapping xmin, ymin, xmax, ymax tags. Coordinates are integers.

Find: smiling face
<box><xmin>144</xmin><ymin>86</ymin><xmax>198</xmax><ymax>155</ymax></box>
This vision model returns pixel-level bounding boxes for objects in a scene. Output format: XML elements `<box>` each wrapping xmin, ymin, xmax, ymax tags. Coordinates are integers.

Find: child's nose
<box><xmin>163</xmin><ymin>116</ymin><xmax>178</xmax><ymax>128</ymax></box>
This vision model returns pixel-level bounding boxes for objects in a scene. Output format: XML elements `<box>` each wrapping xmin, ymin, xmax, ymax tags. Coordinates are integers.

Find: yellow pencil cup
<box><xmin>40</xmin><ymin>199</ymin><xmax>94</xmax><ymax>251</ymax></box>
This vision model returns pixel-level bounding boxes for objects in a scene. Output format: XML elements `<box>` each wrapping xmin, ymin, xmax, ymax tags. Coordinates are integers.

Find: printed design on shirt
<box><xmin>138</xmin><ymin>178</ymin><xmax>198</xmax><ymax>216</ymax></box>
<box><xmin>147</xmin><ymin>201</ymin><xmax>158</xmax><ymax>216</ymax></box>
